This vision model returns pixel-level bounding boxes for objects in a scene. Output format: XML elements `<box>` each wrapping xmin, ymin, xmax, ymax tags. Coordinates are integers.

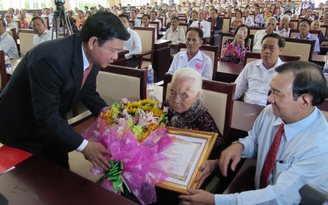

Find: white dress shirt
<box><xmin>33</xmin><ymin>30</ymin><xmax>54</xmax><ymax>46</ymax></box>
<box><xmin>276</xmin><ymin>26</ymin><xmax>291</xmax><ymax>38</ymax></box>
<box><xmin>234</xmin><ymin>58</ymin><xmax>284</xmax><ymax>106</ymax></box>
<box><xmin>162</xmin><ymin>26</ymin><xmax>185</xmax><ymax>45</ymax></box>
<box><xmin>123</xmin><ymin>27</ymin><xmax>142</xmax><ymax>59</ymax></box>
<box><xmin>168</xmin><ymin>50</ymin><xmax>213</xmax><ymax>80</ymax></box>
<box><xmin>7</xmin><ymin>21</ymin><xmax>19</xmax><ymax>32</ymax></box>
<box><xmin>244</xmin><ymin>16</ymin><xmax>254</xmax><ymax>26</ymax></box>
<box><xmin>253</xmin><ymin>30</ymin><xmax>280</xmax><ymax>50</ymax></box>
<box><xmin>190</xmin><ymin>20</ymin><xmax>211</xmax><ymax>38</ymax></box>
<box><xmin>215</xmin><ymin>105</ymin><xmax>328</xmax><ymax>204</ymax></box>
<box><xmin>0</xmin><ymin>31</ymin><xmax>19</xmax><ymax>59</ymax></box>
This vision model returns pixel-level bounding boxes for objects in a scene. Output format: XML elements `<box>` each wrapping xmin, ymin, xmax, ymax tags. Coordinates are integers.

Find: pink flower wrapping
<box><xmin>82</xmin><ymin>100</ymin><xmax>174</xmax><ymax>205</ymax></box>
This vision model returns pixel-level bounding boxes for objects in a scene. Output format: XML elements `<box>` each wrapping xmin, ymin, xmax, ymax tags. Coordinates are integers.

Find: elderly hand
<box><xmin>81</xmin><ymin>141</ymin><xmax>112</xmax><ymax>170</ymax></box>
<box><xmin>194</xmin><ymin>160</ymin><xmax>219</xmax><ymax>189</ymax></box>
<box><xmin>219</xmin><ymin>142</ymin><xmax>244</xmax><ymax>177</ymax></box>
<box><xmin>179</xmin><ymin>187</ymin><xmax>215</xmax><ymax>205</ymax></box>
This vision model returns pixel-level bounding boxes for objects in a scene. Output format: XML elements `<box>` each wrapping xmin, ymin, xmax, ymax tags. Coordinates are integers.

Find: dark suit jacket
<box><xmin>0</xmin><ymin>34</ymin><xmax>106</xmax><ymax>154</ymax></box>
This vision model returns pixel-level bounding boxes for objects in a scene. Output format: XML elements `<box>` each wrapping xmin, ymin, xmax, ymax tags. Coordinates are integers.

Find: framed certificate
<box><xmin>156</xmin><ymin>127</ymin><xmax>218</xmax><ymax>194</ymax></box>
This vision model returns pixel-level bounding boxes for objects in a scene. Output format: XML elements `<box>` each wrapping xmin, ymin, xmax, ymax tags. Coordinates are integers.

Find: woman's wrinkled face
<box><xmin>169</xmin><ymin>77</ymin><xmax>199</xmax><ymax>113</ymax></box>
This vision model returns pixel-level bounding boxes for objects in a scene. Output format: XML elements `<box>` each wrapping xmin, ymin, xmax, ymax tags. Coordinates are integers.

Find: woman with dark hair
<box><xmin>231</xmin><ymin>10</ymin><xmax>243</xmax><ymax>27</ymax></box>
<box><xmin>141</xmin><ymin>14</ymin><xmax>157</xmax><ymax>40</ymax></box>
<box><xmin>221</xmin><ymin>24</ymin><xmax>250</xmax><ymax>64</ymax></box>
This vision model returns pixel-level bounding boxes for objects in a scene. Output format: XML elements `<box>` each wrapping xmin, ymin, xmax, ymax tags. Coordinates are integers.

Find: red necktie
<box><xmin>260</xmin><ymin>124</ymin><xmax>284</xmax><ymax>188</ymax></box>
<box><xmin>81</xmin><ymin>63</ymin><xmax>92</xmax><ymax>89</ymax></box>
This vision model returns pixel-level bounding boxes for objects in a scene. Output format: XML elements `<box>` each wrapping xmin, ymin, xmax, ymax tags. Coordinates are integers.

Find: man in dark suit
<box><xmin>0</xmin><ymin>11</ymin><xmax>130</xmax><ymax>170</ymax></box>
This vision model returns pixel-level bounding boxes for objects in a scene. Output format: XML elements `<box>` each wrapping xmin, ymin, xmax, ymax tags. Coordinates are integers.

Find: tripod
<box><xmin>52</xmin><ymin>0</ymin><xmax>73</xmax><ymax>39</ymax></box>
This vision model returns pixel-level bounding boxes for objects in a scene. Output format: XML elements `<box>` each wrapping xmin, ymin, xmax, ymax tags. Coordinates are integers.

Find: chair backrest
<box><xmin>313</xmin><ymin>8</ymin><xmax>324</xmax><ymax>18</ymax></box>
<box><xmin>133</xmin><ymin>27</ymin><xmax>155</xmax><ymax>61</ymax></box>
<box><xmin>149</xmin><ymin>21</ymin><xmax>160</xmax><ymax>36</ymax></box>
<box><xmin>249</xmin><ymin>26</ymin><xmax>263</xmax><ymax>35</ymax></box>
<box><xmin>6</xmin><ymin>28</ymin><xmax>18</xmax><ymax>50</ymax></box>
<box><xmin>320</xmin><ymin>25</ymin><xmax>328</xmax><ymax>38</ymax></box>
<box><xmin>219</xmin><ymin>32</ymin><xmax>234</xmax><ymax>59</ymax></box>
<box><xmin>289</xmin><ymin>19</ymin><xmax>300</xmax><ymax>29</ymax></box>
<box><xmin>222</xmin><ymin>17</ymin><xmax>231</xmax><ymax>33</ymax></box>
<box><xmin>163</xmin><ymin>73</ymin><xmax>236</xmax><ymax>140</ymax></box>
<box><xmin>289</xmin><ymin>29</ymin><xmax>321</xmax><ymax>38</ymax></box>
<box><xmin>0</xmin><ymin>50</ymin><xmax>7</xmax><ymax>91</ymax></box>
<box><xmin>96</xmin><ymin>65</ymin><xmax>147</xmax><ymax>105</ymax></box>
<box><xmin>179</xmin><ymin>22</ymin><xmax>189</xmax><ymax>34</ymax></box>
<box><xmin>281</xmin><ymin>37</ymin><xmax>315</xmax><ymax>61</ymax></box>
<box><xmin>19</xmin><ymin>29</ymin><xmax>35</xmax><ymax>57</ymax></box>
<box><xmin>179</xmin><ymin>43</ymin><xmax>219</xmax><ymax>80</ymax></box>
<box><xmin>243</xmin><ymin>52</ymin><xmax>301</xmax><ymax>67</ymax></box>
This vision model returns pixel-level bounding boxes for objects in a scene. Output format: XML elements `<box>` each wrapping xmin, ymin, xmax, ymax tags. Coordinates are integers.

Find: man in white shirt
<box><xmin>130</xmin><ymin>9</ymin><xmax>141</xmax><ymax>27</ymax></box>
<box><xmin>150</xmin><ymin>11</ymin><xmax>162</xmax><ymax>30</ymax></box>
<box><xmin>180</xmin><ymin>60</ymin><xmax>328</xmax><ymax>205</ymax></box>
<box><xmin>4</xmin><ymin>13</ymin><xmax>19</xmax><ymax>32</ymax></box>
<box><xmin>119</xmin><ymin>14</ymin><xmax>142</xmax><ymax>68</ymax></box>
<box><xmin>32</xmin><ymin>17</ymin><xmax>54</xmax><ymax>46</ymax></box>
<box><xmin>235</xmin><ymin>33</ymin><xmax>285</xmax><ymax>106</ymax></box>
<box><xmin>190</xmin><ymin>10</ymin><xmax>211</xmax><ymax>38</ymax></box>
<box><xmin>253</xmin><ymin>17</ymin><xmax>279</xmax><ymax>50</ymax></box>
<box><xmin>162</xmin><ymin>16</ymin><xmax>186</xmax><ymax>54</ymax></box>
<box><xmin>276</xmin><ymin>14</ymin><xmax>291</xmax><ymax>37</ymax></box>
<box><xmin>41</xmin><ymin>8</ymin><xmax>53</xmax><ymax>27</ymax></box>
<box><xmin>168</xmin><ymin>27</ymin><xmax>213</xmax><ymax>80</ymax></box>
<box><xmin>0</xmin><ymin>19</ymin><xmax>19</xmax><ymax>59</ymax></box>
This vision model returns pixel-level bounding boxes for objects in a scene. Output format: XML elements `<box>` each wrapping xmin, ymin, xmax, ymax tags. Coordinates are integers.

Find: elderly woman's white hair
<box><xmin>281</xmin><ymin>14</ymin><xmax>291</xmax><ymax>22</ymax></box>
<box><xmin>171</xmin><ymin>68</ymin><xmax>204</xmax><ymax>101</ymax></box>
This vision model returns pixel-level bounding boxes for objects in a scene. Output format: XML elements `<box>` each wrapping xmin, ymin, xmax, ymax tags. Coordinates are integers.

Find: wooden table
<box><xmin>0</xmin><ymin>155</ymin><xmax>137</xmax><ymax>205</ymax></box>
<box><xmin>216</xmin><ymin>61</ymin><xmax>244</xmax><ymax>83</ymax></box>
<box><xmin>154</xmin><ymin>39</ymin><xmax>171</xmax><ymax>82</ymax></box>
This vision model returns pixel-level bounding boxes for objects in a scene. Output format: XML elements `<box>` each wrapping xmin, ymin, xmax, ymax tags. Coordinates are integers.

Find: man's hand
<box><xmin>194</xmin><ymin>160</ymin><xmax>219</xmax><ymax>189</ymax></box>
<box><xmin>179</xmin><ymin>187</ymin><xmax>215</xmax><ymax>205</ymax></box>
<box><xmin>81</xmin><ymin>141</ymin><xmax>112</xmax><ymax>170</ymax></box>
<box><xmin>219</xmin><ymin>142</ymin><xmax>244</xmax><ymax>177</ymax></box>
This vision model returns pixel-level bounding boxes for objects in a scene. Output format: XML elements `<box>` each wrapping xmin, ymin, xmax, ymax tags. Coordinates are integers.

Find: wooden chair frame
<box><xmin>282</xmin><ymin>37</ymin><xmax>315</xmax><ymax>61</ymax></box>
<box><xmin>0</xmin><ymin>50</ymin><xmax>7</xmax><ymax>92</ymax></box>
<box><xmin>133</xmin><ymin>27</ymin><xmax>155</xmax><ymax>69</ymax></box>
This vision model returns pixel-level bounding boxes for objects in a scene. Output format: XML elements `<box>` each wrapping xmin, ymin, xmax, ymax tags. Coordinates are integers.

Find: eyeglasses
<box><xmin>5</xmin><ymin>16</ymin><xmax>12</xmax><ymax>18</ymax></box>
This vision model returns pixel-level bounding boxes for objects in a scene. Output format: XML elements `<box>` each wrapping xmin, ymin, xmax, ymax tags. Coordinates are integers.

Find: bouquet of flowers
<box><xmin>82</xmin><ymin>98</ymin><xmax>174</xmax><ymax>204</ymax></box>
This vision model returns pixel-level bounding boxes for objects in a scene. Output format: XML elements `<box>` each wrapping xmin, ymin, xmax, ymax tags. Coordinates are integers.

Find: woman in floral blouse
<box><xmin>221</xmin><ymin>24</ymin><xmax>250</xmax><ymax>64</ymax></box>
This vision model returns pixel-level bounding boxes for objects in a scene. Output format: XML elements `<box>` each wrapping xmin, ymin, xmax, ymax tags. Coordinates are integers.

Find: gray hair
<box><xmin>171</xmin><ymin>68</ymin><xmax>204</xmax><ymax>101</ymax></box>
<box><xmin>266</xmin><ymin>17</ymin><xmax>277</xmax><ymax>24</ymax></box>
<box><xmin>281</xmin><ymin>14</ymin><xmax>291</xmax><ymax>22</ymax></box>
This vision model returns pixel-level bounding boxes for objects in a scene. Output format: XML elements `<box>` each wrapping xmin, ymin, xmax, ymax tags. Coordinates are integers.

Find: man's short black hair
<box><xmin>186</xmin><ymin>27</ymin><xmax>204</xmax><ymax>39</ymax></box>
<box><xmin>299</xmin><ymin>18</ymin><xmax>311</xmax><ymax>26</ymax></box>
<box><xmin>261</xmin><ymin>33</ymin><xmax>285</xmax><ymax>48</ymax></box>
<box><xmin>31</xmin><ymin>16</ymin><xmax>44</xmax><ymax>24</ymax></box>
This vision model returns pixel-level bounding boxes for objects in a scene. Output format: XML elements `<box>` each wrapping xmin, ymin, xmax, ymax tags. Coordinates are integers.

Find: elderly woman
<box><xmin>221</xmin><ymin>24</ymin><xmax>251</xmax><ymax>64</ymax></box>
<box><xmin>165</xmin><ymin>68</ymin><xmax>226</xmax><ymax>157</ymax></box>
<box><xmin>311</xmin><ymin>20</ymin><xmax>326</xmax><ymax>44</ymax></box>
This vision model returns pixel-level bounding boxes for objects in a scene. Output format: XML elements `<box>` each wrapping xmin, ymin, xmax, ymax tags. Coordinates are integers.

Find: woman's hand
<box><xmin>194</xmin><ymin>160</ymin><xmax>219</xmax><ymax>188</ymax></box>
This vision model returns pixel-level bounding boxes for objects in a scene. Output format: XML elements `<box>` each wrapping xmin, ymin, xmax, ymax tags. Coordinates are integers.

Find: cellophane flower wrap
<box><xmin>82</xmin><ymin>98</ymin><xmax>173</xmax><ymax>204</ymax></box>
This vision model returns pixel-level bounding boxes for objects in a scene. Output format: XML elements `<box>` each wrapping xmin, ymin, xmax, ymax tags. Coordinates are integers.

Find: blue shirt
<box><xmin>293</xmin><ymin>33</ymin><xmax>321</xmax><ymax>53</ymax></box>
<box><xmin>215</xmin><ymin>105</ymin><xmax>328</xmax><ymax>204</ymax></box>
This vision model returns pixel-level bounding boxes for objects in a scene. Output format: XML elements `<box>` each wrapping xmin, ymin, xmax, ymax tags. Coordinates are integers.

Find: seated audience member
<box><xmin>166</xmin><ymin>11</ymin><xmax>178</xmax><ymax>30</ymax></box>
<box><xmin>311</xmin><ymin>20</ymin><xmax>325</xmax><ymax>44</ymax></box>
<box><xmin>119</xmin><ymin>14</ymin><xmax>142</xmax><ymax>68</ymax></box>
<box><xmin>244</xmin><ymin>9</ymin><xmax>254</xmax><ymax>26</ymax></box>
<box><xmin>264</xmin><ymin>7</ymin><xmax>273</xmax><ymax>20</ymax></box>
<box><xmin>141</xmin><ymin>14</ymin><xmax>157</xmax><ymax>40</ymax></box>
<box><xmin>150</xmin><ymin>10</ymin><xmax>162</xmax><ymax>29</ymax></box>
<box><xmin>161</xmin><ymin>16</ymin><xmax>185</xmax><ymax>54</ymax></box>
<box><xmin>28</xmin><ymin>11</ymin><xmax>41</xmax><ymax>29</ymax></box>
<box><xmin>208</xmin><ymin>8</ymin><xmax>223</xmax><ymax>31</ymax></box>
<box><xmin>254</xmin><ymin>7</ymin><xmax>265</xmax><ymax>27</ymax></box>
<box><xmin>166</xmin><ymin>68</ymin><xmax>225</xmax><ymax>158</ymax></box>
<box><xmin>75</xmin><ymin>10</ymin><xmax>86</xmax><ymax>29</ymax></box>
<box><xmin>301</xmin><ymin>7</ymin><xmax>314</xmax><ymax>21</ymax></box>
<box><xmin>284</xmin><ymin>0</ymin><xmax>294</xmax><ymax>13</ymax></box>
<box><xmin>235</xmin><ymin>33</ymin><xmax>285</xmax><ymax>106</ymax></box>
<box><xmin>168</xmin><ymin>27</ymin><xmax>213</xmax><ymax>80</ymax></box>
<box><xmin>291</xmin><ymin>13</ymin><xmax>298</xmax><ymax>20</ymax></box>
<box><xmin>130</xmin><ymin>9</ymin><xmax>141</xmax><ymax>27</ymax></box>
<box><xmin>189</xmin><ymin>10</ymin><xmax>198</xmax><ymax>25</ymax></box>
<box><xmin>284</xmin><ymin>10</ymin><xmax>292</xmax><ymax>16</ymax></box>
<box><xmin>0</xmin><ymin>19</ymin><xmax>19</xmax><ymax>59</ymax></box>
<box><xmin>221</xmin><ymin>24</ymin><xmax>250</xmax><ymax>64</ymax></box>
<box><xmin>190</xmin><ymin>9</ymin><xmax>211</xmax><ymax>38</ymax></box>
<box><xmin>180</xmin><ymin>61</ymin><xmax>328</xmax><ymax>205</ymax></box>
<box><xmin>293</xmin><ymin>18</ymin><xmax>320</xmax><ymax>53</ymax></box>
<box><xmin>231</xmin><ymin>10</ymin><xmax>244</xmax><ymax>27</ymax></box>
<box><xmin>32</xmin><ymin>17</ymin><xmax>54</xmax><ymax>46</ymax></box>
<box><xmin>5</xmin><ymin>13</ymin><xmax>19</xmax><ymax>32</ymax></box>
<box><xmin>253</xmin><ymin>17</ymin><xmax>278</xmax><ymax>50</ymax></box>
<box><xmin>19</xmin><ymin>13</ymin><xmax>29</xmax><ymax>29</ymax></box>
<box><xmin>276</xmin><ymin>14</ymin><xmax>291</xmax><ymax>37</ymax></box>
<box><xmin>322</xmin><ymin>12</ymin><xmax>328</xmax><ymax>26</ymax></box>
